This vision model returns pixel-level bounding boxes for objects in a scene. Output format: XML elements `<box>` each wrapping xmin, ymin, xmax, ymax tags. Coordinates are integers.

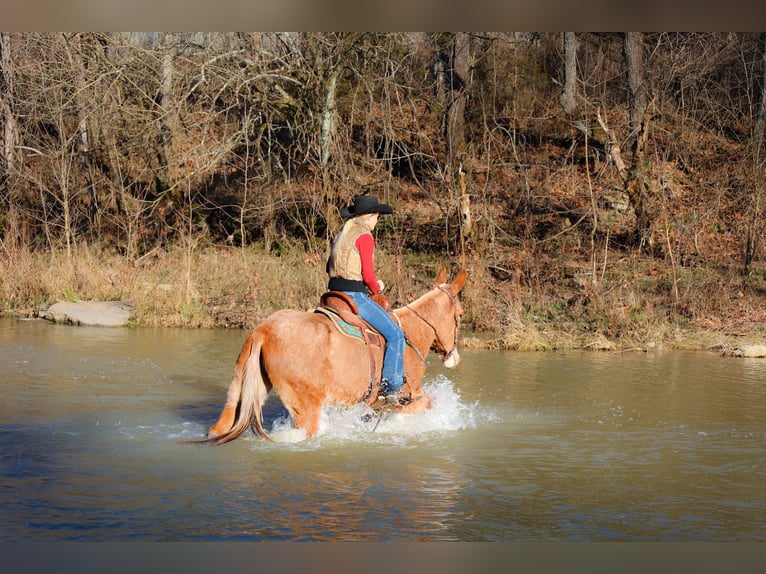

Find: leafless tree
<box><xmin>2</xmin><ymin>31</ymin><xmax>766</xmax><ymax>282</ymax></box>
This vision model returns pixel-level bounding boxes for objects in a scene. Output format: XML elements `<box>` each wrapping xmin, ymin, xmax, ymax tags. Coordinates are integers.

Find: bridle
<box><xmin>404</xmin><ymin>284</ymin><xmax>461</xmax><ymax>363</ymax></box>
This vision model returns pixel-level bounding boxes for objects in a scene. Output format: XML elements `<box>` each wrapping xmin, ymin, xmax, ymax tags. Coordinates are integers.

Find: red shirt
<box><xmin>355</xmin><ymin>233</ymin><xmax>380</xmax><ymax>293</ymax></box>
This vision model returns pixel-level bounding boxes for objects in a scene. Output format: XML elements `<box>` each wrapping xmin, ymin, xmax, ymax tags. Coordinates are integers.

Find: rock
<box><xmin>731</xmin><ymin>344</ymin><xmax>766</xmax><ymax>358</ymax></box>
<box><xmin>42</xmin><ymin>301</ymin><xmax>133</xmax><ymax>327</ymax></box>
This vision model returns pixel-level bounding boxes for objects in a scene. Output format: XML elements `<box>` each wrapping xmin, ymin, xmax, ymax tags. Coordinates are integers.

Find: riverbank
<box><xmin>3</xmin><ymin>241</ymin><xmax>766</xmax><ymax>355</ymax></box>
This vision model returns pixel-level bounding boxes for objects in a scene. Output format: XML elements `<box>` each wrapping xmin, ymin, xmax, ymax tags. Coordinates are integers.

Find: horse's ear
<box><xmin>435</xmin><ymin>266</ymin><xmax>447</xmax><ymax>286</ymax></box>
<box><xmin>449</xmin><ymin>268</ymin><xmax>468</xmax><ymax>295</ymax></box>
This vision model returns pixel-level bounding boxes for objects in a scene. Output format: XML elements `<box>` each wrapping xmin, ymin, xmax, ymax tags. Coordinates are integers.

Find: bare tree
<box><xmin>430</xmin><ymin>32</ymin><xmax>474</xmax><ymax>255</ymax></box>
<box><xmin>744</xmin><ymin>32</ymin><xmax>766</xmax><ymax>274</ymax></box>
<box><xmin>4</xmin><ymin>30</ymin><xmax>766</xmax><ymax>281</ymax></box>
<box><xmin>593</xmin><ymin>32</ymin><xmax>653</xmax><ymax>248</ymax></box>
<box><xmin>433</xmin><ymin>33</ymin><xmax>471</xmax><ymax>171</ymax></box>
<box><xmin>61</xmin><ymin>33</ymin><xmax>101</xmax><ymax>237</ymax></box>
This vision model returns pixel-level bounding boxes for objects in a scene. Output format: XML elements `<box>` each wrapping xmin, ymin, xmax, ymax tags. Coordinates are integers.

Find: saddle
<box><xmin>315</xmin><ymin>291</ymin><xmax>393</xmax><ymax>403</ymax></box>
<box><xmin>316</xmin><ymin>291</ymin><xmax>383</xmax><ymax>346</ymax></box>
<box><xmin>321</xmin><ymin>291</ymin><xmax>391</xmax><ymax>313</ymax></box>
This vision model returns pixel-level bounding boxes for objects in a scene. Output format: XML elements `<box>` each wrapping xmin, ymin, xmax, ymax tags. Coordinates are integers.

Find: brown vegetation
<box><xmin>3</xmin><ymin>33</ymin><xmax>766</xmax><ymax>353</ymax></box>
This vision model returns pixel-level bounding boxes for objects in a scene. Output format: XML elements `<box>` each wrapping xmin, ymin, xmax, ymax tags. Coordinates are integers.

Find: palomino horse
<box><xmin>201</xmin><ymin>267</ymin><xmax>467</xmax><ymax>444</ymax></box>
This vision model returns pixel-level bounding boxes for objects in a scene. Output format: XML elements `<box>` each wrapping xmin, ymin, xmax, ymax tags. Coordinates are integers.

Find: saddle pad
<box><xmin>314</xmin><ymin>307</ymin><xmax>381</xmax><ymax>346</ymax></box>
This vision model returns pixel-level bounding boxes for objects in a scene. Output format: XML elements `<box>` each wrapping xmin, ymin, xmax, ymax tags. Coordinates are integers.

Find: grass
<box><xmin>3</xmin><ymin>239</ymin><xmax>766</xmax><ymax>353</ymax></box>
<box><xmin>1</xmin><ymin>241</ymin><xmax>326</xmax><ymax>329</ymax></box>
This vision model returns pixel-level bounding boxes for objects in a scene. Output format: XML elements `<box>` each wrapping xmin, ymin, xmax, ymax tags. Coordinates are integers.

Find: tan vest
<box><xmin>327</xmin><ymin>219</ymin><xmax>371</xmax><ymax>282</ymax></box>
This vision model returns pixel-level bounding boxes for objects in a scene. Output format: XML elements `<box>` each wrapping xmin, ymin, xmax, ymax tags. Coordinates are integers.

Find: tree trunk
<box><xmin>560</xmin><ymin>32</ymin><xmax>578</xmax><ymax>115</ymax></box>
<box><xmin>744</xmin><ymin>33</ymin><xmax>766</xmax><ymax>273</ymax></box>
<box><xmin>320</xmin><ymin>65</ymin><xmax>339</xmax><ymax>170</ymax></box>
<box><xmin>0</xmin><ymin>34</ymin><xmax>16</xmax><ymax>178</ymax></box>
<box><xmin>623</xmin><ymin>32</ymin><xmax>652</xmax><ymax>246</ymax></box>
<box><xmin>63</xmin><ymin>33</ymin><xmax>99</xmax><ymax>233</ymax></box>
<box><xmin>451</xmin><ymin>33</ymin><xmax>471</xmax><ymax>247</ymax></box>
<box><xmin>446</xmin><ymin>33</ymin><xmax>469</xmax><ymax>166</ymax></box>
<box><xmin>754</xmin><ymin>32</ymin><xmax>766</xmax><ymax>159</ymax></box>
<box><xmin>0</xmin><ymin>33</ymin><xmax>20</xmax><ymax>246</ymax></box>
<box><xmin>624</xmin><ymin>32</ymin><xmax>648</xmax><ymax>149</ymax></box>
<box><xmin>157</xmin><ymin>33</ymin><xmax>175</xmax><ymax>193</ymax></box>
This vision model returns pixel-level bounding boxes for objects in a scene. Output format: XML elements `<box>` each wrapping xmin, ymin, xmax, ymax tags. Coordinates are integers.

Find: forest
<box><xmin>2</xmin><ymin>32</ymin><xmax>766</xmax><ymax>351</ymax></box>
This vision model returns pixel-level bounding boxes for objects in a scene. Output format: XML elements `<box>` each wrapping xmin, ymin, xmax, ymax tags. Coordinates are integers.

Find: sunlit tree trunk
<box><xmin>451</xmin><ymin>33</ymin><xmax>472</xmax><ymax>247</ymax></box>
<box><xmin>0</xmin><ymin>34</ymin><xmax>16</xmax><ymax>178</ymax></box>
<box><xmin>0</xmin><ymin>33</ymin><xmax>20</xmax><ymax>246</ymax></box>
<box><xmin>320</xmin><ymin>65</ymin><xmax>340</xmax><ymax>171</ymax></box>
<box><xmin>158</xmin><ymin>33</ymin><xmax>176</xmax><ymax>194</ymax></box>
<box><xmin>560</xmin><ymin>32</ymin><xmax>578</xmax><ymax>115</ymax></box>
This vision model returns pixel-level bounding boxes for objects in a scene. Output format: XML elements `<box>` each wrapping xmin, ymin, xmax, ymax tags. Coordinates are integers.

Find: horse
<box><xmin>199</xmin><ymin>267</ymin><xmax>467</xmax><ymax>444</ymax></box>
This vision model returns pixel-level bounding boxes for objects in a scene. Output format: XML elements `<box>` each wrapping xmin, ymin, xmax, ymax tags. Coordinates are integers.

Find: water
<box><xmin>1</xmin><ymin>317</ymin><xmax>765</xmax><ymax>541</ymax></box>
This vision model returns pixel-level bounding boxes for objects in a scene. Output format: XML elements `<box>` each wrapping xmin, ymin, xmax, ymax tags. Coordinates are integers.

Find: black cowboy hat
<box><xmin>340</xmin><ymin>194</ymin><xmax>394</xmax><ymax>219</ymax></box>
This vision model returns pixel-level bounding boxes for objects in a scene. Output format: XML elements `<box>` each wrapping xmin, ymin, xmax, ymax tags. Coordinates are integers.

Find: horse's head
<box><xmin>430</xmin><ymin>268</ymin><xmax>468</xmax><ymax>368</ymax></box>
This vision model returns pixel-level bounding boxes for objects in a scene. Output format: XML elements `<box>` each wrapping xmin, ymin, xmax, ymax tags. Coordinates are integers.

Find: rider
<box><xmin>326</xmin><ymin>194</ymin><xmax>409</xmax><ymax>405</ymax></box>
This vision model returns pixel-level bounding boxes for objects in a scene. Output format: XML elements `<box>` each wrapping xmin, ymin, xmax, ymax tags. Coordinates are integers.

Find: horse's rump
<box><xmin>260</xmin><ymin>309</ymin><xmax>381</xmax><ymax>404</ymax></box>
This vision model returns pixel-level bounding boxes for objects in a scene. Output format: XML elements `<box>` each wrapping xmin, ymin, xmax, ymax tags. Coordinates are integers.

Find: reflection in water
<box><xmin>1</xmin><ymin>318</ymin><xmax>765</xmax><ymax>541</ymax></box>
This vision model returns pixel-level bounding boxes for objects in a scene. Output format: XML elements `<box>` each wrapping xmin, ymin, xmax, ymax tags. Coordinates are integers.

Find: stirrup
<box><xmin>379</xmin><ymin>390</ymin><xmax>411</xmax><ymax>407</ymax></box>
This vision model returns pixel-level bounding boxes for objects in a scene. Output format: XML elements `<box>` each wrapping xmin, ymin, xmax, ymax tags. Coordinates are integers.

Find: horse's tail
<box><xmin>194</xmin><ymin>329</ymin><xmax>271</xmax><ymax>445</ymax></box>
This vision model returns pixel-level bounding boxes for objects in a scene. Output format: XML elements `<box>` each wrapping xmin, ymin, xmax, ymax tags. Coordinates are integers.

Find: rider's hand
<box><xmin>376</xmin><ymin>279</ymin><xmax>385</xmax><ymax>292</ymax></box>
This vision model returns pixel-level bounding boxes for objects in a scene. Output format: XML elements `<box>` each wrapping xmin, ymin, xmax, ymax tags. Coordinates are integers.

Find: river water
<box><xmin>1</xmin><ymin>317</ymin><xmax>765</xmax><ymax>541</ymax></box>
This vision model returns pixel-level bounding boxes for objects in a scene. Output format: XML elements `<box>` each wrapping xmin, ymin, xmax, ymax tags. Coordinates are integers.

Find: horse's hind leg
<box><xmin>207</xmin><ymin>331</ymin><xmax>255</xmax><ymax>438</ymax></box>
<box><xmin>207</xmin><ymin>402</ymin><xmax>237</xmax><ymax>439</ymax></box>
<box><xmin>207</xmin><ymin>379</ymin><xmax>242</xmax><ymax>439</ymax></box>
<box><xmin>276</xmin><ymin>384</ymin><xmax>323</xmax><ymax>438</ymax></box>
<box><xmin>292</xmin><ymin>407</ymin><xmax>321</xmax><ymax>438</ymax></box>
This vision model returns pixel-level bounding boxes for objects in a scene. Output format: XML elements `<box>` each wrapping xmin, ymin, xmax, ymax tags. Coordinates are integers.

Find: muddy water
<box><xmin>1</xmin><ymin>317</ymin><xmax>765</xmax><ymax>541</ymax></box>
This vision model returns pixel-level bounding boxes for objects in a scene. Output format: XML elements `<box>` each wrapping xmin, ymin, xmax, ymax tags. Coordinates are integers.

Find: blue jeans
<box><xmin>345</xmin><ymin>291</ymin><xmax>405</xmax><ymax>393</ymax></box>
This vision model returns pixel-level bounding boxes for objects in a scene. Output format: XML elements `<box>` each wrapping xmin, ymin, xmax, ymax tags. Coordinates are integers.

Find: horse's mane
<box><xmin>394</xmin><ymin>282</ymin><xmax>447</xmax><ymax>314</ymax></box>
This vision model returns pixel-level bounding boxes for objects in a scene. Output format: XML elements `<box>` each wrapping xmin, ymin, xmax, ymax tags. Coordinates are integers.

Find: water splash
<box><xmin>261</xmin><ymin>374</ymin><xmax>484</xmax><ymax>445</ymax></box>
<box><xmin>161</xmin><ymin>374</ymin><xmax>490</xmax><ymax>447</ymax></box>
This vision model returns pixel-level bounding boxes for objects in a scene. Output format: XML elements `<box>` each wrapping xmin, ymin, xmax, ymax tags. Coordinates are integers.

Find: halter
<box><xmin>404</xmin><ymin>284</ymin><xmax>461</xmax><ymax>363</ymax></box>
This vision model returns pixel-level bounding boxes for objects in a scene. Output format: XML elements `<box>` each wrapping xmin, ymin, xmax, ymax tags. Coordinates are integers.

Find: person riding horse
<box><xmin>326</xmin><ymin>194</ymin><xmax>409</xmax><ymax>406</ymax></box>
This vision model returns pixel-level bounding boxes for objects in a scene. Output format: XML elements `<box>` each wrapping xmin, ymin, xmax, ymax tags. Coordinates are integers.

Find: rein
<box><xmin>404</xmin><ymin>285</ymin><xmax>461</xmax><ymax>362</ymax></box>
